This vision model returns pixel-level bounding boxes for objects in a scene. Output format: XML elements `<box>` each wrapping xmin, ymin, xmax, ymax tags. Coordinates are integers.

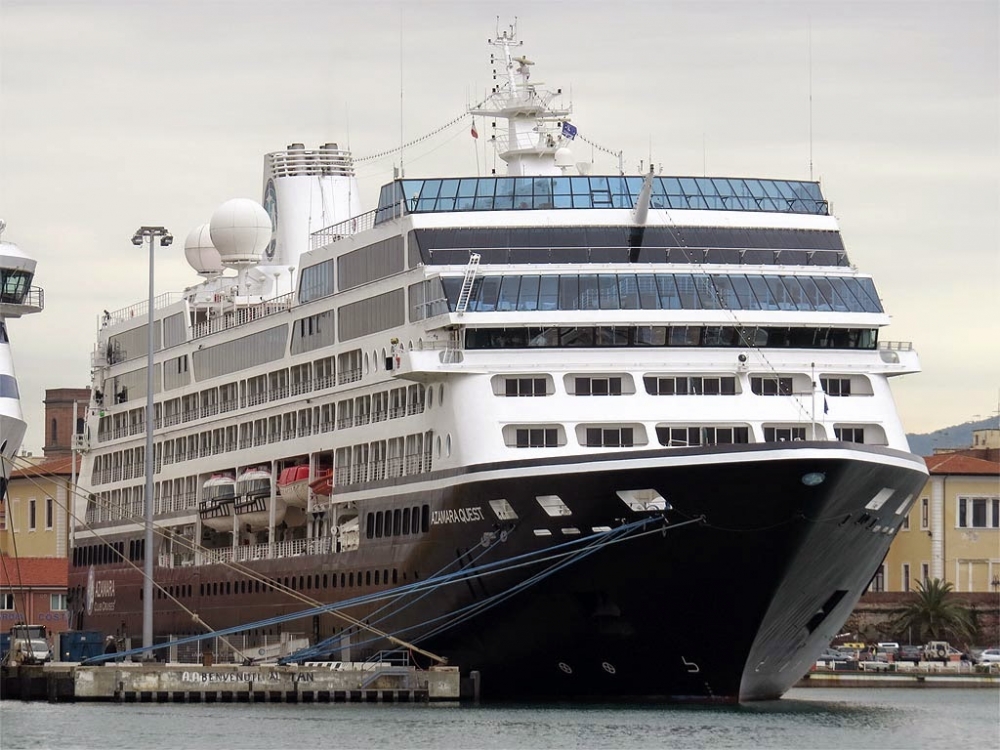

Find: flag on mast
<box><xmin>470</xmin><ymin>122</ymin><xmax>478</xmax><ymax>139</ymax></box>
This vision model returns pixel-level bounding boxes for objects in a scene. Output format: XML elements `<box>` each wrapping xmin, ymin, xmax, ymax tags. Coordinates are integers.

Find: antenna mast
<box><xmin>808</xmin><ymin>15</ymin><xmax>814</xmax><ymax>180</ymax></box>
<box><xmin>399</xmin><ymin>10</ymin><xmax>405</xmax><ymax>178</ymax></box>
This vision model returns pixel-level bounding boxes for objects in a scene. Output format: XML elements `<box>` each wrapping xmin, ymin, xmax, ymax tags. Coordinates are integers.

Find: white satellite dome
<box><xmin>209</xmin><ymin>198</ymin><xmax>271</xmax><ymax>266</ymax></box>
<box><xmin>554</xmin><ymin>147</ymin><xmax>575</xmax><ymax>168</ymax></box>
<box><xmin>183</xmin><ymin>223</ymin><xmax>223</xmax><ymax>277</ymax></box>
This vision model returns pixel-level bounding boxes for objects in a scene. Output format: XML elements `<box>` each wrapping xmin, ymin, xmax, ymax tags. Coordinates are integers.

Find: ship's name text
<box><xmin>431</xmin><ymin>507</ymin><xmax>484</xmax><ymax>525</ymax></box>
<box><xmin>181</xmin><ymin>671</ymin><xmax>315</xmax><ymax>684</ymax></box>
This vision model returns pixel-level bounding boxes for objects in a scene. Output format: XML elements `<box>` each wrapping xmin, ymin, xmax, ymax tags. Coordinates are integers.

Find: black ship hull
<box><xmin>69</xmin><ymin>442</ymin><xmax>928</xmax><ymax>701</ymax></box>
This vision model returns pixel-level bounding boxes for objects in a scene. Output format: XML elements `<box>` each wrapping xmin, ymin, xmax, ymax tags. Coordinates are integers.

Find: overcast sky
<box><xmin>1</xmin><ymin>0</ymin><xmax>997</xmax><ymax>453</ymax></box>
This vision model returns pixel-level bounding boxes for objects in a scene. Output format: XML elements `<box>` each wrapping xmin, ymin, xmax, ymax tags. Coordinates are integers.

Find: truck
<box><xmin>923</xmin><ymin>641</ymin><xmax>963</xmax><ymax>662</ymax></box>
<box><xmin>3</xmin><ymin>624</ymin><xmax>53</xmax><ymax>666</ymax></box>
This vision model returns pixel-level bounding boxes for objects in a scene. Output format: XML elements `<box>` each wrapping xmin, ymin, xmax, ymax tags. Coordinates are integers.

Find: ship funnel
<box><xmin>260</xmin><ymin>143</ymin><xmax>362</xmax><ymax>285</ymax></box>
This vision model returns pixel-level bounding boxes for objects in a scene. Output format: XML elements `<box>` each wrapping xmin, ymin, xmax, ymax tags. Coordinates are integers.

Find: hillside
<box><xmin>906</xmin><ymin>416</ymin><xmax>999</xmax><ymax>457</ymax></box>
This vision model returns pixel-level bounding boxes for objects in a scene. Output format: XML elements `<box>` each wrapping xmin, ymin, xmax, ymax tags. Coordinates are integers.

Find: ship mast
<box><xmin>470</xmin><ymin>21</ymin><xmax>575</xmax><ymax>177</ymax></box>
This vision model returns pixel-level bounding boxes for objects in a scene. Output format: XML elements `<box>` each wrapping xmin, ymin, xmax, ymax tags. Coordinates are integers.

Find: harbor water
<box><xmin>1</xmin><ymin>687</ymin><xmax>998</xmax><ymax>749</ymax></box>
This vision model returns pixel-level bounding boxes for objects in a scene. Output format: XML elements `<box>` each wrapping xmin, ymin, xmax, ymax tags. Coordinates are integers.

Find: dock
<box><xmin>797</xmin><ymin>663</ymin><xmax>1000</xmax><ymax>689</ymax></box>
<box><xmin>0</xmin><ymin>662</ymin><xmax>464</xmax><ymax>703</ymax></box>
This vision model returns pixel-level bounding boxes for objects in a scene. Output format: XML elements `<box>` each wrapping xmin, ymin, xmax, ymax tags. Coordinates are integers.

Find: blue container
<box><xmin>59</xmin><ymin>631</ymin><xmax>104</xmax><ymax>662</ymax></box>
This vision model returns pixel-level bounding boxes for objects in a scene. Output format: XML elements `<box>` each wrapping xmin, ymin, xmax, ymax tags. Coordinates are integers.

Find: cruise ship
<box><xmin>67</xmin><ymin>25</ymin><xmax>929</xmax><ymax>701</ymax></box>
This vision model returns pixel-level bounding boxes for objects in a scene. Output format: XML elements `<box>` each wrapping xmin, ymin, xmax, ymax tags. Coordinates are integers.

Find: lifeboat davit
<box><xmin>200</xmin><ymin>474</ymin><xmax>236</xmax><ymax>533</ymax></box>
<box><xmin>234</xmin><ymin>467</ymin><xmax>285</xmax><ymax>531</ymax></box>
<box><xmin>277</xmin><ymin>465</ymin><xmax>311</xmax><ymax>508</ymax></box>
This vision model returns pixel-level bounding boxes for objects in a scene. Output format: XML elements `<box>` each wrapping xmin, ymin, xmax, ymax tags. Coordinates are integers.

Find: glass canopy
<box><xmin>376</xmin><ymin>175</ymin><xmax>828</xmax><ymax>223</ymax></box>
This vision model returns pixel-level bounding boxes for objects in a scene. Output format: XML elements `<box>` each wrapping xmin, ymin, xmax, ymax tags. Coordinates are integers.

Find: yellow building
<box><xmin>1</xmin><ymin>387</ymin><xmax>88</xmax><ymax>635</ymax></box>
<box><xmin>879</xmin><ymin>453</ymin><xmax>1000</xmax><ymax>593</ymax></box>
<box><xmin>1</xmin><ymin>455</ymin><xmax>76</xmax><ymax>559</ymax></box>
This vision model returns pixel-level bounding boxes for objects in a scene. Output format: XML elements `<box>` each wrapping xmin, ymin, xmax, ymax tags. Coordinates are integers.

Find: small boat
<box><xmin>277</xmin><ymin>465</ymin><xmax>311</xmax><ymax>508</ymax></box>
<box><xmin>199</xmin><ymin>474</ymin><xmax>236</xmax><ymax>533</ymax></box>
<box><xmin>234</xmin><ymin>467</ymin><xmax>286</xmax><ymax>530</ymax></box>
<box><xmin>308</xmin><ymin>469</ymin><xmax>333</xmax><ymax>499</ymax></box>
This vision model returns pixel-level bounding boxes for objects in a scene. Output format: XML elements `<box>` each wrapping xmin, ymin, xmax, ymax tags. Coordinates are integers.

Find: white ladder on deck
<box><xmin>455</xmin><ymin>252</ymin><xmax>481</xmax><ymax>314</ymax></box>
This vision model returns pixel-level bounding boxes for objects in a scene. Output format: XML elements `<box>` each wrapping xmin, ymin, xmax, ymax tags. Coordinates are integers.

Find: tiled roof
<box><xmin>923</xmin><ymin>453</ymin><xmax>1000</xmax><ymax>476</ymax></box>
<box><xmin>10</xmin><ymin>455</ymin><xmax>79</xmax><ymax>479</ymax></box>
<box><xmin>0</xmin><ymin>556</ymin><xmax>68</xmax><ymax>586</ymax></box>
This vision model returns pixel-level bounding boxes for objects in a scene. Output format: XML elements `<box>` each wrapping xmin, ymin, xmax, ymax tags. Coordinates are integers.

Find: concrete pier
<box><xmin>1</xmin><ymin>662</ymin><xmax>461</xmax><ymax>703</ymax></box>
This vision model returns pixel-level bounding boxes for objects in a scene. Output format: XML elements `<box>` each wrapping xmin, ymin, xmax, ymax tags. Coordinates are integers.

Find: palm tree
<box><xmin>895</xmin><ymin>578</ymin><xmax>976</xmax><ymax>646</ymax></box>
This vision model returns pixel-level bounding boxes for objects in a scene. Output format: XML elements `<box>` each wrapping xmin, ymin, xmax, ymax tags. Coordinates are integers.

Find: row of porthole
<box><xmin>146</xmin><ymin>568</ymin><xmax>421</xmax><ymax>601</ymax></box>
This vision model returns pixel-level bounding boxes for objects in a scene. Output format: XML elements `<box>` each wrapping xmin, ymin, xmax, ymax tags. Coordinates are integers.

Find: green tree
<box><xmin>895</xmin><ymin>578</ymin><xmax>976</xmax><ymax>646</ymax></box>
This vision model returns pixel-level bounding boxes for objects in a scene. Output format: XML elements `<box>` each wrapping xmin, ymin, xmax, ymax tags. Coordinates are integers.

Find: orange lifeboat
<box><xmin>277</xmin><ymin>465</ymin><xmax>311</xmax><ymax>508</ymax></box>
<box><xmin>309</xmin><ymin>469</ymin><xmax>333</xmax><ymax>499</ymax></box>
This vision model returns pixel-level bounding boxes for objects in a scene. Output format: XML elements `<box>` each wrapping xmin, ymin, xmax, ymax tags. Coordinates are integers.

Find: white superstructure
<box><xmin>76</xmin><ymin>24</ymin><xmax>921</xmax><ymax>554</ymax></box>
<box><xmin>0</xmin><ymin>220</ymin><xmax>45</xmax><ymax>490</ymax></box>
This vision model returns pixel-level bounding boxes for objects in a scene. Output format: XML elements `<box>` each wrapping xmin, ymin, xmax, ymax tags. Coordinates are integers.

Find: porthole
<box><xmin>435</xmin><ymin>435</ymin><xmax>442</xmax><ymax>459</ymax></box>
<box><xmin>438</xmin><ymin>384</ymin><xmax>444</xmax><ymax>406</ymax></box>
<box><xmin>427</xmin><ymin>387</ymin><xmax>434</xmax><ymax>409</ymax></box>
<box><xmin>364</xmin><ymin>352</ymin><xmax>370</xmax><ymax>375</ymax></box>
<box><xmin>446</xmin><ymin>434</ymin><xmax>452</xmax><ymax>457</ymax></box>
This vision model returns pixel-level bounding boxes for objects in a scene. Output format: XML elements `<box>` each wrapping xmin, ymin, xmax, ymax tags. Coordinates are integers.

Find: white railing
<box><xmin>105</xmin><ymin>292</ymin><xmax>183</xmax><ymax>326</ymax></box>
<box><xmin>191</xmin><ymin>292</ymin><xmax>295</xmax><ymax>341</ymax></box>
<box><xmin>198</xmin><ymin>537</ymin><xmax>337</xmax><ymax>567</ymax></box>
<box><xmin>310</xmin><ymin>208</ymin><xmax>378</xmax><ymax>250</ymax></box>
<box><xmin>879</xmin><ymin>341</ymin><xmax>913</xmax><ymax>351</ymax></box>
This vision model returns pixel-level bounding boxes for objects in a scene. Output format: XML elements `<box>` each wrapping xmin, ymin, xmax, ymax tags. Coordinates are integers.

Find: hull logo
<box><xmin>431</xmin><ymin>506</ymin><xmax>484</xmax><ymax>525</ymax></box>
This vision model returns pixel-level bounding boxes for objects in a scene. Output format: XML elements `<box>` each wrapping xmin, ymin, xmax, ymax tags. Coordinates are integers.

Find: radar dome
<box><xmin>554</xmin><ymin>147</ymin><xmax>575</xmax><ymax>168</ymax></box>
<box><xmin>209</xmin><ymin>198</ymin><xmax>271</xmax><ymax>266</ymax></box>
<box><xmin>184</xmin><ymin>224</ymin><xmax>223</xmax><ymax>277</ymax></box>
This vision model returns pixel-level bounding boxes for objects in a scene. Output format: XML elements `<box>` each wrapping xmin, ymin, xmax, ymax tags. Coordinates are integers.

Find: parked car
<box><xmin>978</xmin><ymin>648</ymin><xmax>1000</xmax><ymax>664</ymax></box>
<box><xmin>897</xmin><ymin>644</ymin><xmax>923</xmax><ymax>661</ymax></box>
<box><xmin>819</xmin><ymin>648</ymin><xmax>856</xmax><ymax>663</ymax></box>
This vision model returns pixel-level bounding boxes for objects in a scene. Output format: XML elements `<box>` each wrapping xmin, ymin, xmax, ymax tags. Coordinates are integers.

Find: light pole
<box><xmin>131</xmin><ymin>225</ymin><xmax>172</xmax><ymax>657</ymax></box>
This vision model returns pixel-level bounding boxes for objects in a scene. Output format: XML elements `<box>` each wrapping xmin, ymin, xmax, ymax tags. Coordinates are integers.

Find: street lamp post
<box><xmin>131</xmin><ymin>226</ymin><xmax>172</xmax><ymax>658</ymax></box>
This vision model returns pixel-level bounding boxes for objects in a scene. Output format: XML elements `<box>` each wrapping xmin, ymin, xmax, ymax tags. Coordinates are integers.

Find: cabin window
<box><xmin>644</xmin><ymin>375</ymin><xmax>737</xmax><ymax>396</ymax></box>
<box><xmin>585</xmin><ymin>427</ymin><xmax>634</xmax><ymax>448</ymax></box>
<box><xmin>834</xmin><ymin>426</ymin><xmax>865</xmax><ymax>443</ymax></box>
<box><xmin>503</xmin><ymin>377</ymin><xmax>548</xmax><ymax>397</ymax></box>
<box><xmin>656</xmin><ymin>426</ymin><xmax>750</xmax><ymax>447</ymax></box>
<box><xmin>821</xmin><ymin>376</ymin><xmax>852</xmax><ymax>397</ymax></box>
<box><xmin>750</xmin><ymin>376</ymin><xmax>793</xmax><ymax>396</ymax></box>
<box><xmin>573</xmin><ymin>376</ymin><xmax>622</xmax><ymax>396</ymax></box>
<box><xmin>763</xmin><ymin>426</ymin><xmax>807</xmax><ymax>442</ymax></box>
<box><xmin>513</xmin><ymin>427</ymin><xmax>560</xmax><ymax>448</ymax></box>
